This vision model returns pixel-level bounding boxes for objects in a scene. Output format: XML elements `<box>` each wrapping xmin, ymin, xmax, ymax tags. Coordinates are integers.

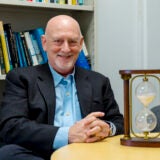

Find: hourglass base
<box><xmin>121</xmin><ymin>137</ymin><xmax>160</xmax><ymax>147</ymax></box>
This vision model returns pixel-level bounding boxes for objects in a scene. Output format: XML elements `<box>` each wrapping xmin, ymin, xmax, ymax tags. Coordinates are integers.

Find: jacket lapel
<box><xmin>35</xmin><ymin>65</ymin><xmax>92</xmax><ymax>123</ymax></box>
<box><xmin>36</xmin><ymin>64</ymin><xmax>56</xmax><ymax>125</ymax></box>
<box><xmin>75</xmin><ymin>67</ymin><xmax>92</xmax><ymax>117</ymax></box>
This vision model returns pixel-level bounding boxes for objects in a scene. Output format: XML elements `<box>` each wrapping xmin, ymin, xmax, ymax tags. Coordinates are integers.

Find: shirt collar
<box><xmin>48</xmin><ymin>64</ymin><xmax>75</xmax><ymax>87</ymax></box>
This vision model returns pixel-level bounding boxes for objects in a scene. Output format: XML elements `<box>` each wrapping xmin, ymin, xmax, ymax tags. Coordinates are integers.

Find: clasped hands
<box><xmin>69</xmin><ymin>112</ymin><xmax>110</xmax><ymax>144</ymax></box>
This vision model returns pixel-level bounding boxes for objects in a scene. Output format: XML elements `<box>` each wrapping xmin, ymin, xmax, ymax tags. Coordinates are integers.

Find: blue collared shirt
<box><xmin>49</xmin><ymin>64</ymin><xmax>116</xmax><ymax>149</ymax></box>
<box><xmin>49</xmin><ymin>65</ymin><xmax>82</xmax><ymax>149</ymax></box>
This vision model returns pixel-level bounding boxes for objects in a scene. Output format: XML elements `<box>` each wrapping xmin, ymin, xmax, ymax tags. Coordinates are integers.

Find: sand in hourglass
<box><xmin>137</xmin><ymin>94</ymin><xmax>156</xmax><ymax>107</ymax></box>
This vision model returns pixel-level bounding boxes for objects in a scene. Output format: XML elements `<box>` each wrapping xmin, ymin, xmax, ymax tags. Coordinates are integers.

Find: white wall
<box><xmin>147</xmin><ymin>0</ymin><xmax>160</xmax><ymax>68</ymax></box>
<box><xmin>95</xmin><ymin>0</ymin><xmax>160</xmax><ymax>114</ymax></box>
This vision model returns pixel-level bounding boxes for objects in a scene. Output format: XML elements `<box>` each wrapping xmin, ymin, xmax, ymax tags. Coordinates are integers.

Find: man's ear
<box><xmin>41</xmin><ymin>35</ymin><xmax>47</xmax><ymax>51</ymax></box>
<box><xmin>80</xmin><ymin>37</ymin><xmax>84</xmax><ymax>50</ymax></box>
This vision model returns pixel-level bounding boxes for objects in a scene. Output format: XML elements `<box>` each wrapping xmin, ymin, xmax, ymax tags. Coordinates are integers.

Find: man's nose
<box><xmin>61</xmin><ymin>41</ymin><xmax>71</xmax><ymax>52</ymax></box>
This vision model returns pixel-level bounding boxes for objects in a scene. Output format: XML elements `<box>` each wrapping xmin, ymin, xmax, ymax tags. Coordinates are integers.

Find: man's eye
<box><xmin>53</xmin><ymin>40</ymin><xmax>63</xmax><ymax>45</ymax></box>
<box><xmin>69</xmin><ymin>41</ymin><xmax>78</xmax><ymax>46</ymax></box>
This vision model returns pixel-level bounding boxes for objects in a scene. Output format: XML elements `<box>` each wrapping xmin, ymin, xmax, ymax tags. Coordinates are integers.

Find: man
<box><xmin>0</xmin><ymin>15</ymin><xmax>124</xmax><ymax>160</ymax></box>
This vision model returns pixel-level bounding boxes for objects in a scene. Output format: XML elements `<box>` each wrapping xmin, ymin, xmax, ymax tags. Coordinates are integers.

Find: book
<box><xmin>82</xmin><ymin>41</ymin><xmax>91</xmax><ymax>67</ymax></box>
<box><xmin>50</xmin><ymin>0</ymin><xmax>58</xmax><ymax>3</ymax></box>
<box><xmin>72</xmin><ymin>0</ymin><xmax>77</xmax><ymax>5</ymax></box>
<box><xmin>29</xmin><ymin>31</ymin><xmax>44</xmax><ymax>64</ymax></box>
<box><xmin>0</xmin><ymin>40</ymin><xmax>5</xmax><ymax>74</ymax></box>
<box><xmin>14</xmin><ymin>32</ymin><xmax>25</xmax><ymax>67</ymax></box>
<box><xmin>67</xmin><ymin>0</ymin><xmax>72</xmax><ymax>5</ymax></box>
<box><xmin>82</xmin><ymin>41</ymin><xmax>88</xmax><ymax>57</ymax></box>
<box><xmin>0</xmin><ymin>21</ymin><xmax>10</xmax><ymax>73</ymax></box>
<box><xmin>30</xmin><ymin>28</ymin><xmax>48</xmax><ymax>63</ymax></box>
<box><xmin>78</xmin><ymin>0</ymin><xmax>84</xmax><ymax>5</ymax></box>
<box><xmin>15</xmin><ymin>32</ymin><xmax>28</xmax><ymax>67</ymax></box>
<box><xmin>3</xmin><ymin>23</ymin><xmax>19</xmax><ymax>68</ymax></box>
<box><xmin>4</xmin><ymin>31</ymin><xmax>13</xmax><ymax>70</ymax></box>
<box><xmin>59</xmin><ymin>0</ymin><xmax>65</xmax><ymax>4</ymax></box>
<box><xmin>20</xmin><ymin>32</ymin><xmax>32</xmax><ymax>66</ymax></box>
<box><xmin>76</xmin><ymin>49</ymin><xmax>91</xmax><ymax>70</ymax></box>
<box><xmin>24</xmin><ymin>31</ymin><xmax>39</xmax><ymax>66</ymax></box>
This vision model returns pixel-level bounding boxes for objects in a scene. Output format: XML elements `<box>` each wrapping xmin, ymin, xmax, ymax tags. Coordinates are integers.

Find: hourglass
<box><xmin>135</xmin><ymin>76</ymin><xmax>157</xmax><ymax>139</ymax></box>
<box><xmin>119</xmin><ymin>69</ymin><xmax>160</xmax><ymax>147</ymax></box>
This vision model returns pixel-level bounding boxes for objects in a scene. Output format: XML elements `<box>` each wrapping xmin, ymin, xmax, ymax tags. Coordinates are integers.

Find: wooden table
<box><xmin>51</xmin><ymin>135</ymin><xmax>160</xmax><ymax>160</ymax></box>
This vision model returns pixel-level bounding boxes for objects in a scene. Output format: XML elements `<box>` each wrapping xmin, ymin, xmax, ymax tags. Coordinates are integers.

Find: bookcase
<box><xmin>0</xmin><ymin>0</ymin><xmax>95</xmax><ymax>101</ymax></box>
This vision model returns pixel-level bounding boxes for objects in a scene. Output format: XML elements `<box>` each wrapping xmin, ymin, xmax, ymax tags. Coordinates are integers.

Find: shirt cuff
<box><xmin>53</xmin><ymin>127</ymin><xmax>70</xmax><ymax>149</ymax></box>
<box><xmin>106</xmin><ymin>121</ymin><xmax>116</xmax><ymax>136</ymax></box>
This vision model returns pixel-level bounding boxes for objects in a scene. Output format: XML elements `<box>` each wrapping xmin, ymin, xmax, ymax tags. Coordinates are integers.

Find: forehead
<box><xmin>49</xmin><ymin>28</ymin><xmax>80</xmax><ymax>40</ymax></box>
<box><xmin>47</xmin><ymin>18</ymin><xmax>81</xmax><ymax>37</ymax></box>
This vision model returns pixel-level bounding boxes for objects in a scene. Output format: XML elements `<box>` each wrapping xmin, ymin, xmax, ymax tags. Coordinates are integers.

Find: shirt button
<box><xmin>66</xmin><ymin>112</ymin><xmax>70</xmax><ymax>116</ymax></box>
<box><xmin>66</xmin><ymin>92</ymin><xmax>70</xmax><ymax>96</ymax></box>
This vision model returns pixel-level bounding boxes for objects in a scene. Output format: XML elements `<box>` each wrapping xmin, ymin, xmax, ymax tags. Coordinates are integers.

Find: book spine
<box><xmin>31</xmin><ymin>28</ymin><xmax>48</xmax><ymax>63</ymax></box>
<box><xmin>14</xmin><ymin>32</ymin><xmax>24</xmax><ymax>67</ymax></box>
<box><xmin>24</xmin><ymin>31</ymin><xmax>39</xmax><ymax>66</ymax></box>
<box><xmin>0</xmin><ymin>21</ymin><xmax>10</xmax><ymax>73</ymax></box>
<box><xmin>50</xmin><ymin>0</ymin><xmax>58</xmax><ymax>3</ymax></box>
<box><xmin>72</xmin><ymin>0</ymin><xmax>77</xmax><ymax>5</ymax></box>
<box><xmin>20</xmin><ymin>32</ymin><xmax>32</xmax><ymax>66</ymax></box>
<box><xmin>4</xmin><ymin>31</ymin><xmax>13</xmax><ymax>70</ymax></box>
<box><xmin>67</xmin><ymin>0</ymin><xmax>72</xmax><ymax>5</ymax></box>
<box><xmin>29</xmin><ymin>32</ymin><xmax>44</xmax><ymax>64</ymax></box>
<box><xmin>16</xmin><ymin>32</ymin><xmax>27</xmax><ymax>67</ymax></box>
<box><xmin>0</xmin><ymin>40</ymin><xmax>5</xmax><ymax>75</ymax></box>
<box><xmin>3</xmin><ymin>23</ymin><xmax>19</xmax><ymax>68</ymax></box>
<box><xmin>76</xmin><ymin>49</ymin><xmax>91</xmax><ymax>70</ymax></box>
<box><xmin>59</xmin><ymin>0</ymin><xmax>65</xmax><ymax>4</ymax></box>
<box><xmin>82</xmin><ymin>41</ymin><xmax>88</xmax><ymax>56</ymax></box>
<box><xmin>78</xmin><ymin>0</ymin><xmax>84</xmax><ymax>5</ymax></box>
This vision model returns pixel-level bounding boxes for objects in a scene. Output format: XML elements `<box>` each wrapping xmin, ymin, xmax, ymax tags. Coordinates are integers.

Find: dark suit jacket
<box><xmin>0</xmin><ymin>63</ymin><xmax>123</xmax><ymax>159</ymax></box>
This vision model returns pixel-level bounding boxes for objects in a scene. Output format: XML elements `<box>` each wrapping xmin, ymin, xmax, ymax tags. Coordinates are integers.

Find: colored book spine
<box><xmin>82</xmin><ymin>41</ymin><xmax>88</xmax><ymax>56</ymax></box>
<box><xmin>67</xmin><ymin>0</ymin><xmax>72</xmax><ymax>5</ymax></box>
<box><xmin>20</xmin><ymin>32</ymin><xmax>32</xmax><ymax>66</ymax></box>
<box><xmin>15</xmin><ymin>32</ymin><xmax>28</xmax><ymax>67</ymax></box>
<box><xmin>59</xmin><ymin>0</ymin><xmax>65</xmax><ymax>4</ymax></box>
<box><xmin>29</xmin><ymin>32</ymin><xmax>44</xmax><ymax>64</ymax></box>
<box><xmin>72</xmin><ymin>0</ymin><xmax>77</xmax><ymax>5</ymax></box>
<box><xmin>76</xmin><ymin>49</ymin><xmax>90</xmax><ymax>70</ymax></box>
<box><xmin>24</xmin><ymin>31</ymin><xmax>39</xmax><ymax>66</ymax></box>
<box><xmin>14</xmin><ymin>32</ymin><xmax>24</xmax><ymax>67</ymax></box>
<box><xmin>31</xmin><ymin>28</ymin><xmax>48</xmax><ymax>63</ymax></box>
<box><xmin>3</xmin><ymin>23</ymin><xmax>19</xmax><ymax>68</ymax></box>
<box><xmin>50</xmin><ymin>0</ymin><xmax>58</xmax><ymax>3</ymax></box>
<box><xmin>0</xmin><ymin>21</ymin><xmax>10</xmax><ymax>73</ymax></box>
<box><xmin>78</xmin><ymin>0</ymin><xmax>84</xmax><ymax>5</ymax></box>
<box><xmin>0</xmin><ymin>40</ymin><xmax>5</xmax><ymax>74</ymax></box>
<box><xmin>4</xmin><ymin>31</ymin><xmax>13</xmax><ymax>70</ymax></box>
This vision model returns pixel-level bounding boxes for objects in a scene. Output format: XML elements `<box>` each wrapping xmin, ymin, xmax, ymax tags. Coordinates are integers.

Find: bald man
<box><xmin>0</xmin><ymin>15</ymin><xmax>124</xmax><ymax>160</ymax></box>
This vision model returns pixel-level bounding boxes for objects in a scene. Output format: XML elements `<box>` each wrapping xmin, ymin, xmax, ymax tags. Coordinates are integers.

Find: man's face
<box><xmin>42</xmin><ymin>23</ymin><xmax>83</xmax><ymax>76</ymax></box>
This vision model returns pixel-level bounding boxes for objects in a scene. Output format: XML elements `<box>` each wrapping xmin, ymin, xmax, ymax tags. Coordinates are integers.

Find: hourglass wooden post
<box><xmin>119</xmin><ymin>69</ymin><xmax>160</xmax><ymax>147</ymax></box>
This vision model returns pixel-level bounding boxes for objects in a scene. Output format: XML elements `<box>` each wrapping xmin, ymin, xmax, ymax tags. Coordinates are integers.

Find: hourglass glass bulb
<box><xmin>135</xmin><ymin>79</ymin><xmax>156</xmax><ymax>107</ymax></box>
<box><xmin>135</xmin><ymin>107</ymin><xmax>157</xmax><ymax>132</ymax></box>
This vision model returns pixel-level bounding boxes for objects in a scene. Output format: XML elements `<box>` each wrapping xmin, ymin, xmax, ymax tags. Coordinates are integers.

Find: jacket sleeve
<box><xmin>0</xmin><ymin>68</ymin><xmax>58</xmax><ymax>157</ymax></box>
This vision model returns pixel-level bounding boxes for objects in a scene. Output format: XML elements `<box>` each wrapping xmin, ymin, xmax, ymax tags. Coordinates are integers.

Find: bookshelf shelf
<box><xmin>0</xmin><ymin>0</ymin><xmax>95</xmax><ymax>103</ymax></box>
<box><xmin>0</xmin><ymin>0</ymin><xmax>94</xmax><ymax>11</ymax></box>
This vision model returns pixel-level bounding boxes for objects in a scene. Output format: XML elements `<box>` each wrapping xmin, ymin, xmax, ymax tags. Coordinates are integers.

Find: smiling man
<box><xmin>0</xmin><ymin>15</ymin><xmax>124</xmax><ymax>160</ymax></box>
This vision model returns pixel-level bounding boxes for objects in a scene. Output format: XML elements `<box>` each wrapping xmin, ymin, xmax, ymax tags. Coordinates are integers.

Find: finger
<box><xmin>82</xmin><ymin>116</ymin><xmax>97</xmax><ymax>126</ymax></box>
<box><xmin>86</xmin><ymin>126</ymin><xmax>101</xmax><ymax>137</ymax></box>
<box><xmin>86</xmin><ymin>112</ymin><xmax>105</xmax><ymax>119</ymax></box>
<box><xmin>89</xmin><ymin>119</ymin><xmax>109</xmax><ymax>130</ymax></box>
<box><xmin>85</xmin><ymin>135</ymin><xmax>102</xmax><ymax>143</ymax></box>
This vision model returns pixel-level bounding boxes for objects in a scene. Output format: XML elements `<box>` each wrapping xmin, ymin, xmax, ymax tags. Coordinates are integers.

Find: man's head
<box><xmin>42</xmin><ymin>15</ymin><xmax>84</xmax><ymax>76</ymax></box>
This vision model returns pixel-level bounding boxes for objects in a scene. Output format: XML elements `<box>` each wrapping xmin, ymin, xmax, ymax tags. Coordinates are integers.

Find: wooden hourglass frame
<box><xmin>119</xmin><ymin>69</ymin><xmax>160</xmax><ymax>147</ymax></box>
